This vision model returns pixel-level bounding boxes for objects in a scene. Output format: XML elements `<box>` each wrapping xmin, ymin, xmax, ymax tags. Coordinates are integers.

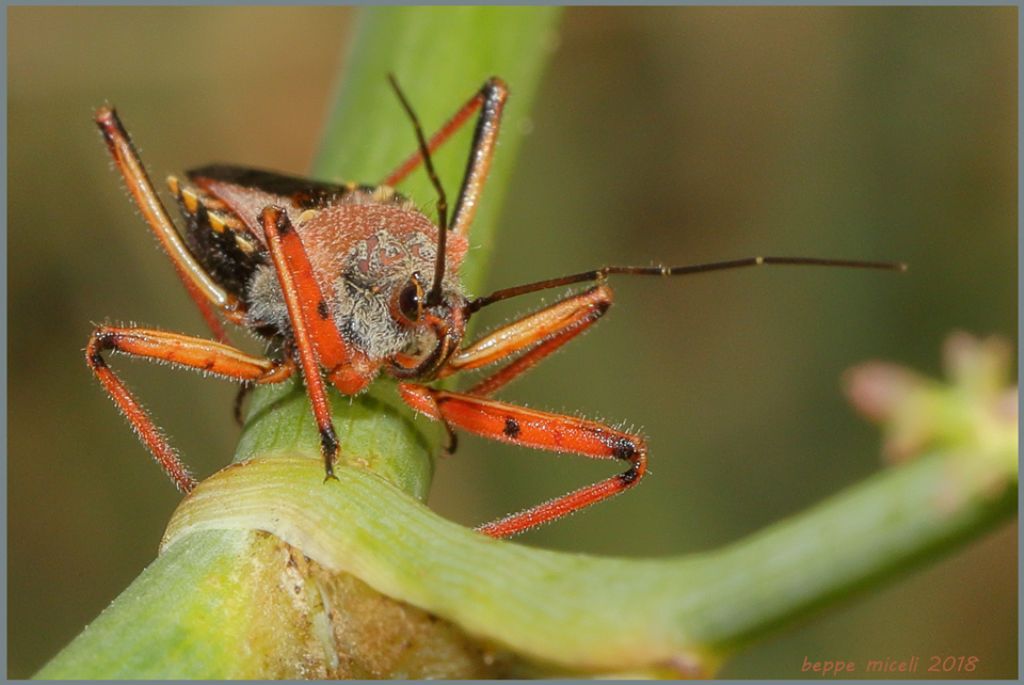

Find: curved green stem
<box><xmin>155</xmin><ymin>442</ymin><xmax>1015</xmax><ymax>674</ymax></box>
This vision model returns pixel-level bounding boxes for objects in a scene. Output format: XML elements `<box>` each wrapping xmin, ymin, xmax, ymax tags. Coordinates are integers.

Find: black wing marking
<box><xmin>172</xmin><ymin>188</ymin><xmax>265</xmax><ymax>299</ymax></box>
<box><xmin>188</xmin><ymin>165</ymin><xmax>378</xmax><ymax>211</ymax></box>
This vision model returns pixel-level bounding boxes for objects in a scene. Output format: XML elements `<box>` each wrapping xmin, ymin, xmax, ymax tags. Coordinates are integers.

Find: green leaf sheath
<box><xmin>234</xmin><ymin>378</ymin><xmax>436</xmax><ymax>503</ymax></box>
<box><xmin>36</xmin><ymin>531</ymin><xmax>264</xmax><ymax>679</ymax></box>
<box><xmin>37</xmin><ymin>525</ymin><xmax>507</xmax><ymax>679</ymax></box>
<box><xmin>41</xmin><ymin>390</ymin><xmax>1014</xmax><ymax>677</ymax></box>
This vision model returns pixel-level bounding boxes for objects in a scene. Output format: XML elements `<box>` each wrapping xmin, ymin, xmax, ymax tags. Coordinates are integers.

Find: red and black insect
<box><xmin>88</xmin><ymin>76</ymin><xmax>902</xmax><ymax>538</ymax></box>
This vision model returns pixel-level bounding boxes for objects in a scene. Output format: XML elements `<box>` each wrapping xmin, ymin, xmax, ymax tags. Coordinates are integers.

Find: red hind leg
<box><xmin>399</xmin><ymin>385</ymin><xmax>647</xmax><ymax>538</ymax></box>
<box><xmin>94</xmin><ymin>106</ymin><xmax>244</xmax><ymax>341</ymax></box>
<box><xmin>381</xmin><ymin>77</ymin><xmax>508</xmax><ymax>237</ymax></box>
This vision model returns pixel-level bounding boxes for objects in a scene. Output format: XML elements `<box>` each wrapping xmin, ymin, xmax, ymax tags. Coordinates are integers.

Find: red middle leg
<box><xmin>397</xmin><ymin>283</ymin><xmax>630</xmax><ymax>536</ymax></box>
<box><xmin>86</xmin><ymin>326</ymin><xmax>294</xmax><ymax>492</ymax></box>
<box><xmin>399</xmin><ymin>385</ymin><xmax>647</xmax><ymax>537</ymax></box>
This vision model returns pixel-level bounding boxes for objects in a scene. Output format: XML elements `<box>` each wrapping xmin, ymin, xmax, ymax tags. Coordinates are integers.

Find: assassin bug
<box><xmin>88</xmin><ymin>76</ymin><xmax>903</xmax><ymax>538</ymax></box>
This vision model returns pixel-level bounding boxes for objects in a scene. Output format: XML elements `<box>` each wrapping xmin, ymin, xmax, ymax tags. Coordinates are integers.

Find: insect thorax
<box><xmin>246</xmin><ymin>199</ymin><xmax>467</xmax><ymax>363</ymax></box>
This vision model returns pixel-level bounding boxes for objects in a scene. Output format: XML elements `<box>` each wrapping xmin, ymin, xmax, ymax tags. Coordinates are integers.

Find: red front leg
<box><xmin>399</xmin><ymin>385</ymin><xmax>648</xmax><ymax>538</ymax></box>
<box><xmin>438</xmin><ymin>285</ymin><xmax>612</xmax><ymax>397</ymax></box>
<box><xmin>259</xmin><ymin>206</ymin><xmax>374</xmax><ymax>480</ymax></box>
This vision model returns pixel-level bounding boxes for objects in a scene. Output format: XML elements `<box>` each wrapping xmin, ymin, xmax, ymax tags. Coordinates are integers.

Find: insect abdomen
<box><xmin>167</xmin><ymin>176</ymin><xmax>265</xmax><ymax>299</ymax></box>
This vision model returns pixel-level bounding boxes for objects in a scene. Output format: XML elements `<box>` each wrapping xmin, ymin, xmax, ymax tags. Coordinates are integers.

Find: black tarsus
<box><xmin>232</xmin><ymin>384</ymin><xmax>252</xmax><ymax>426</ymax></box>
<box><xmin>611</xmin><ymin>437</ymin><xmax>637</xmax><ymax>460</ymax></box>
<box><xmin>320</xmin><ymin>425</ymin><xmax>340</xmax><ymax>481</ymax></box>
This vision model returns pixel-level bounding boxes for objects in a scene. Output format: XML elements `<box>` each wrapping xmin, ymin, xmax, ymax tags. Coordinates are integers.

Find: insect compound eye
<box><xmin>395</xmin><ymin>273</ymin><xmax>425</xmax><ymax>324</ymax></box>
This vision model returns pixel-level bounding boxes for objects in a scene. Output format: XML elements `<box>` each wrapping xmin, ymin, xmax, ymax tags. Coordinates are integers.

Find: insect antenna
<box><xmin>467</xmin><ymin>256</ymin><xmax>907</xmax><ymax>314</ymax></box>
<box><xmin>387</xmin><ymin>74</ymin><xmax>449</xmax><ymax>308</ymax></box>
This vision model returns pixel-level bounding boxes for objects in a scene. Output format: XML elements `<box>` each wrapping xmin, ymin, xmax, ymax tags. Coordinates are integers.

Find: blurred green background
<box><xmin>8</xmin><ymin>7</ymin><xmax>1016</xmax><ymax>678</ymax></box>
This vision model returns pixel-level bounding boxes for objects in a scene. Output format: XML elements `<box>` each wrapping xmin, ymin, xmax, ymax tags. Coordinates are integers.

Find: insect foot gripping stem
<box><xmin>397</xmin><ymin>383</ymin><xmax>649</xmax><ymax>537</ymax></box>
